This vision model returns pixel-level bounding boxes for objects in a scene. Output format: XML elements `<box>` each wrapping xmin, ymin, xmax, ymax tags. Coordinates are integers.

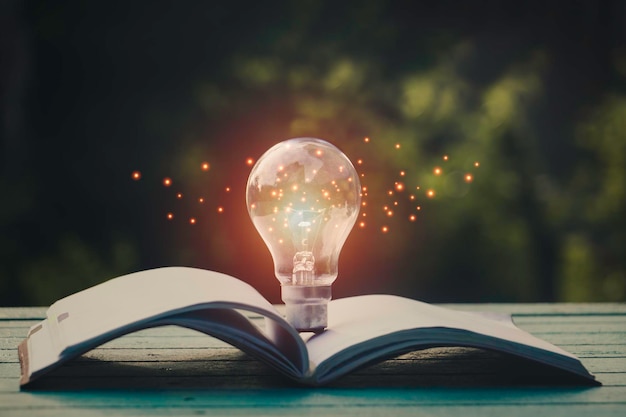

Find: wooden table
<box><xmin>1</xmin><ymin>303</ymin><xmax>624</xmax><ymax>416</ymax></box>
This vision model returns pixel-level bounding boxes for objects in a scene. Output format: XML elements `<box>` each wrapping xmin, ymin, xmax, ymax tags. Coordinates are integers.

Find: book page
<box><xmin>27</xmin><ymin>267</ymin><xmax>307</xmax><ymax>380</ymax></box>
<box><xmin>306</xmin><ymin>295</ymin><xmax>586</xmax><ymax>384</ymax></box>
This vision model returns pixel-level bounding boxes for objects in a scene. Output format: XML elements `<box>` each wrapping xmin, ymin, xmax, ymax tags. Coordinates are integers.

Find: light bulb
<box><xmin>246</xmin><ymin>138</ymin><xmax>361</xmax><ymax>332</ymax></box>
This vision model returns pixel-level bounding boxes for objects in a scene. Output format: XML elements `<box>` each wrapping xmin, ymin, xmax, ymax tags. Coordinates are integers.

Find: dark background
<box><xmin>1</xmin><ymin>0</ymin><xmax>625</xmax><ymax>306</ymax></box>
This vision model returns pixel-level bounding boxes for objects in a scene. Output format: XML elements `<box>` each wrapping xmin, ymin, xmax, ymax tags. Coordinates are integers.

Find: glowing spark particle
<box><xmin>393</xmin><ymin>201</ymin><xmax>398</xmax><ymax>206</ymax></box>
<box><xmin>189</xmin><ymin>218</ymin><xmax>196</xmax><ymax>225</ymax></box>
<box><xmin>279</xmin><ymin>239</ymin><xmax>284</xmax><ymax>244</ymax></box>
<box><xmin>198</xmin><ymin>197</ymin><xmax>204</xmax><ymax>203</ymax></box>
<box><xmin>201</xmin><ymin>162</ymin><xmax>210</xmax><ymax>171</ymax></box>
<box><xmin>395</xmin><ymin>182</ymin><xmax>405</xmax><ymax>192</ymax></box>
<box><xmin>383</xmin><ymin>206</ymin><xmax>389</xmax><ymax>211</ymax></box>
<box><xmin>359</xmin><ymin>221</ymin><xmax>366</xmax><ymax>228</ymax></box>
<box><xmin>250</xmin><ymin>203</ymin><xmax>256</xmax><ymax>210</ymax></box>
<box><xmin>381</xmin><ymin>226</ymin><xmax>389</xmax><ymax>233</ymax></box>
<box><xmin>399</xmin><ymin>171</ymin><xmax>405</xmax><ymax>177</ymax></box>
<box><xmin>395</xmin><ymin>143</ymin><xmax>401</xmax><ymax>149</ymax></box>
<box><xmin>443</xmin><ymin>155</ymin><xmax>449</xmax><ymax>161</ymax></box>
<box><xmin>416</xmin><ymin>186</ymin><xmax>421</xmax><ymax>190</ymax></box>
<box><xmin>362</xmin><ymin>201</ymin><xmax>367</xmax><ymax>207</ymax></box>
<box><xmin>268</xmin><ymin>227</ymin><xmax>273</xmax><ymax>232</ymax></box>
<box><xmin>225</xmin><ymin>187</ymin><xmax>231</xmax><ymax>192</ymax></box>
<box><xmin>386</xmin><ymin>210</ymin><xmax>393</xmax><ymax>217</ymax></box>
<box><xmin>176</xmin><ymin>193</ymin><xmax>183</xmax><ymax>199</ymax></box>
<box><xmin>271</xmin><ymin>190</ymin><xmax>277</xmax><ymax>197</ymax></box>
<box><xmin>464</xmin><ymin>174</ymin><xmax>474</xmax><ymax>183</ymax></box>
<box><xmin>417</xmin><ymin>206</ymin><xmax>422</xmax><ymax>211</ymax></box>
<box><xmin>387</xmin><ymin>190</ymin><xmax>394</xmax><ymax>196</ymax></box>
<box><xmin>292</xmin><ymin>184</ymin><xmax>298</xmax><ymax>191</ymax></box>
<box><xmin>131</xmin><ymin>171</ymin><xmax>141</xmax><ymax>180</ymax></box>
<box><xmin>278</xmin><ymin>165</ymin><xmax>284</xmax><ymax>172</ymax></box>
<box><xmin>361</xmin><ymin>173</ymin><xmax>365</xmax><ymax>178</ymax></box>
<box><xmin>316</xmin><ymin>150</ymin><xmax>323</xmax><ymax>156</ymax></box>
<box><xmin>362</xmin><ymin>212</ymin><xmax>367</xmax><ymax>217</ymax></box>
<box><xmin>246</xmin><ymin>158</ymin><xmax>255</xmax><ymax>166</ymax></box>
<box><xmin>217</xmin><ymin>206</ymin><xmax>224</xmax><ymax>213</ymax></box>
<box><xmin>433</xmin><ymin>167</ymin><xmax>442</xmax><ymax>176</ymax></box>
<box><xmin>426</xmin><ymin>189</ymin><xmax>436</xmax><ymax>198</ymax></box>
<box><xmin>474</xmin><ymin>161</ymin><xmax>480</xmax><ymax>167</ymax></box>
<box><xmin>364</xmin><ymin>137</ymin><xmax>370</xmax><ymax>143</ymax></box>
<box><xmin>357</xmin><ymin>159</ymin><xmax>363</xmax><ymax>165</ymax></box>
<box><xmin>166</xmin><ymin>213</ymin><xmax>173</xmax><ymax>220</ymax></box>
<box><xmin>409</xmin><ymin>195</ymin><xmax>415</xmax><ymax>200</ymax></box>
<box><xmin>362</xmin><ymin>186</ymin><xmax>368</xmax><ymax>192</ymax></box>
<box><xmin>409</xmin><ymin>214</ymin><xmax>417</xmax><ymax>222</ymax></box>
<box><xmin>163</xmin><ymin>177</ymin><xmax>172</xmax><ymax>187</ymax></box>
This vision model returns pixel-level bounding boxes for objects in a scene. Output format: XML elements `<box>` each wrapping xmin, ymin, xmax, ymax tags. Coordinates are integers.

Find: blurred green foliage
<box><xmin>1</xmin><ymin>0</ymin><xmax>624</xmax><ymax>305</ymax></box>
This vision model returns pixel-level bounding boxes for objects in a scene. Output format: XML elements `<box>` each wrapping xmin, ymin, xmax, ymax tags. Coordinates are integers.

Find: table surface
<box><xmin>1</xmin><ymin>303</ymin><xmax>625</xmax><ymax>416</ymax></box>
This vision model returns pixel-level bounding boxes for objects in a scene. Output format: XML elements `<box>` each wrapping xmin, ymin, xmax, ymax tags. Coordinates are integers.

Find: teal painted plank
<box><xmin>0</xmin><ymin>404</ymin><xmax>624</xmax><ymax>417</ymax></box>
<box><xmin>2</xmin><ymin>387</ymin><xmax>626</xmax><ymax>408</ymax></box>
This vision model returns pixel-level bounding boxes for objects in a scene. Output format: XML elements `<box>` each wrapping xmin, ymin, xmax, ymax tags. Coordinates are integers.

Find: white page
<box><xmin>306</xmin><ymin>294</ymin><xmax>577</xmax><ymax>370</ymax></box>
<box><xmin>33</xmin><ymin>267</ymin><xmax>307</xmax><ymax>376</ymax></box>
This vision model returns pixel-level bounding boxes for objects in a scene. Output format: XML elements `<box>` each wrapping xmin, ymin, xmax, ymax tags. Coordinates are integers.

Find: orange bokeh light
<box><xmin>433</xmin><ymin>167</ymin><xmax>442</xmax><ymax>176</ymax></box>
<box><xmin>426</xmin><ymin>189</ymin><xmax>435</xmax><ymax>198</ymax></box>
<box><xmin>166</xmin><ymin>212</ymin><xmax>174</xmax><ymax>220</ymax></box>
<box><xmin>163</xmin><ymin>177</ymin><xmax>172</xmax><ymax>187</ymax></box>
<box><xmin>131</xmin><ymin>171</ymin><xmax>141</xmax><ymax>180</ymax></box>
<box><xmin>201</xmin><ymin>162</ymin><xmax>210</xmax><ymax>171</ymax></box>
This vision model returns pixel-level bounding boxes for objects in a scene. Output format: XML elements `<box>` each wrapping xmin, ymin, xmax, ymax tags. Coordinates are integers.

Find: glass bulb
<box><xmin>246</xmin><ymin>138</ymin><xmax>361</xmax><ymax>332</ymax></box>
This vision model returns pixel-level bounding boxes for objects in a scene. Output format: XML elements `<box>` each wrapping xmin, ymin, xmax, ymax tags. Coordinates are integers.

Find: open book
<box><xmin>18</xmin><ymin>267</ymin><xmax>598</xmax><ymax>386</ymax></box>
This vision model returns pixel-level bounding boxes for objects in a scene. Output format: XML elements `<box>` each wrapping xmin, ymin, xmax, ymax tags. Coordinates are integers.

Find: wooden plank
<box><xmin>2</xmin><ymin>386</ymin><xmax>626</xmax><ymax>407</ymax></box>
<box><xmin>2</xmin><ymin>303</ymin><xmax>626</xmax><ymax>320</ymax></box>
<box><xmin>1</xmin><ymin>305</ymin><xmax>624</xmax><ymax>417</ymax></box>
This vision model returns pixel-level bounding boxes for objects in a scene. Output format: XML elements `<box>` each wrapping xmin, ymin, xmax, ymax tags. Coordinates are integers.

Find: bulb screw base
<box><xmin>281</xmin><ymin>285</ymin><xmax>331</xmax><ymax>333</ymax></box>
